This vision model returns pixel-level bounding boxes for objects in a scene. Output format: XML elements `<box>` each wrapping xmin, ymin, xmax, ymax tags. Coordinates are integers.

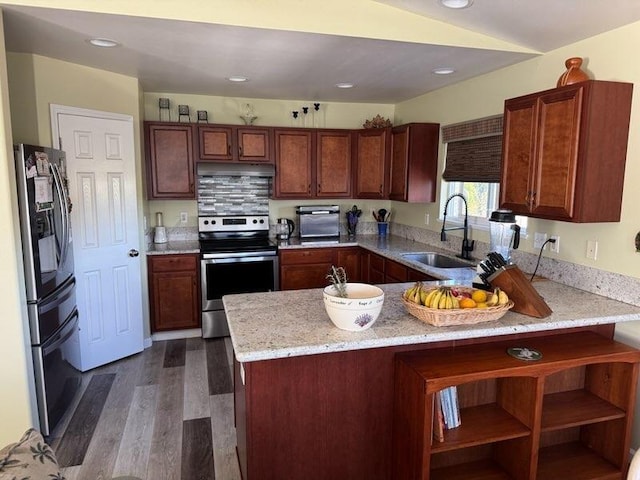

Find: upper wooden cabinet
<box><xmin>145</xmin><ymin>122</ymin><xmax>195</xmax><ymax>199</ymax></box>
<box><xmin>389</xmin><ymin>123</ymin><xmax>440</xmax><ymax>203</ymax></box>
<box><xmin>316</xmin><ymin>130</ymin><xmax>352</xmax><ymax>198</ymax></box>
<box><xmin>354</xmin><ymin>128</ymin><xmax>390</xmax><ymax>199</ymax></box>
<box><xmin>274</xmin><ymin>129</ymin><xmax>314</xmax><ymax>198</ymax></box>
<box><xmin>197</xmin><ymin>125</ymin><xmax>273</xmax><ymax>163</ymax></box>
<box><xmin>273</xmin><ymin>129</ymin><xmax>352</xmax><ymax>199</ymax></box>
<box><xmin>500</xmin><ymin>80</ymin><xmax>633</xmax><ymax>222</ymax></box>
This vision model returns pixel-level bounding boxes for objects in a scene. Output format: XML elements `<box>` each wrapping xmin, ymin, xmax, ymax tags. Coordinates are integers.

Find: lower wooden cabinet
<box><xmin>393</xmin><ymin>331</ymin><xmax>640</xmax><ymax>480</ymax></box>
<box><xmin>363</xmin><ymin>251</ymin><xmax>437</xmax><ymax>284</ymax></box>
<box><xmin>280</xmin><ymin>247</ymin><xmax>361</xmax><ymax>290</ymax></box>
<box><xmin>148</xmin><ymin>254</ymin><xmax>200</xmax><ymax>331</ymax></box>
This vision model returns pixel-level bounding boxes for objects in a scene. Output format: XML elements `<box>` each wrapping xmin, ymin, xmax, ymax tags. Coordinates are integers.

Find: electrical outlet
<box><xmin>180</xmin><ymin>212</ymin><xmax>188</xmax><ymax>224</ymax></box>
<box><xmin>549</xmin><ymin>235</ymin><xmax>560</xmax><ymax>253</ymax></box>
<box><xmin>425</xmin><ymin>213</ymin><xmax>430</xmax><ymax>225</ymax></box>
<box><xmin>533</xmin><ymin>232</ymin><xmax>547</xmax><ymax>249</ymax></box>
<box><xmin>586</xmin><ymin>240</ymin><xmax>598</xmax><ymax>260</ymax></box>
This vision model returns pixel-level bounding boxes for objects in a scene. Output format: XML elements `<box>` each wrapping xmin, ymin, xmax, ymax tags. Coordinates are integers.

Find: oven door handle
<box><xmin>201</xmin><ymin>255</ymin><xmax>276</xmax><ymax>264</ymax></box>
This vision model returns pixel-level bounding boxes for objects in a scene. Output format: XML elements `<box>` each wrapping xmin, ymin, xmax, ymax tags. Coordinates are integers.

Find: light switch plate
<box><xmin>180</xmin><ymin>212</ymin><xmax>188</xmax><ymax>224</ymax></box>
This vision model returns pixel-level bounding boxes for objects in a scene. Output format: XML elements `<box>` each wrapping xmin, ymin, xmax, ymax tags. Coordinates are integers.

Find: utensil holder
<box><xmin>377</xmin><ymin>222</ymin><xmax>388</xmax><ymax>236</ymax></box>
<box><xmin>488</xmin><ymin>265</ymin><xmax>552</xmax><ymax>318</ymax></box>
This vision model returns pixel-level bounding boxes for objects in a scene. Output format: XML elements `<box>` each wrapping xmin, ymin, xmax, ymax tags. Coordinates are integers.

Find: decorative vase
<box><xmin>557</xmin><ymin>57</ymin><xmax>590</xmax><ymax>87</ymax></box>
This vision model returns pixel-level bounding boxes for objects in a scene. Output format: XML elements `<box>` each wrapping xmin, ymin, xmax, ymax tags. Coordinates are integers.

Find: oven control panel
<box><xmin>198</xmin><ymin>215</ymin><xmax>269</xmax><ymax>232</ymax></box>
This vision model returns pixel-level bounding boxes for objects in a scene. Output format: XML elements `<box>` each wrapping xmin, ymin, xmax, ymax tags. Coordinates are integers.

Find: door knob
<box><xmin>128</xmin><ymin>249</ymin><xmax>140</xmax><ymax>257</ymax></box>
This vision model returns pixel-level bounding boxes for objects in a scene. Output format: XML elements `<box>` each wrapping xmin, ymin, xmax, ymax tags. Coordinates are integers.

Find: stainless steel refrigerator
<box><xmin>14</xmin><ymin>144</ymin><xmax>81</xmax><ymax>436</ymax></box>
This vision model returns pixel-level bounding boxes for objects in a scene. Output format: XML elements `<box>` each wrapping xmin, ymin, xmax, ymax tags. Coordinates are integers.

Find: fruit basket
<box><xmin>402</xmin><ymin>286</ymin><xmax>514</xmax><ymax>327</ymax></box>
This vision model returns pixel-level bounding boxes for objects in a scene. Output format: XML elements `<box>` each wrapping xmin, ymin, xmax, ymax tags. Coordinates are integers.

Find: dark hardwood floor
<box><xmin>49</xmin><ymin>337</ymin><xmax>240</xmax><ymax>480</ymax></box>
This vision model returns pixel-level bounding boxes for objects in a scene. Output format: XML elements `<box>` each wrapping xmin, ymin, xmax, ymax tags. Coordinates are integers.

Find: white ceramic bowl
<box><xmin>323</xmin><ymin>283</ymin><xmax>385</xmax><ymax>331</ymax></box>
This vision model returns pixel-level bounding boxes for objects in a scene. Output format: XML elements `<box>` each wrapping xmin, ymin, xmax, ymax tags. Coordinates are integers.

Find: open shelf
<box><xmin>431</xmin><ymin>459</ymin><xmax>513</xmax><ymax>480</ymax></box>
<box><xmin>393</xmin><ymin>331</ymin><xmax>640</xmax><ymax>479</ymax></box>
<box><xmin>537</xmin><ymin>442</ymin><xmax>621</xmax><ymax>480</ymax></box>
<box><xmin>542</xmin><ymin>389</ymin><xmax>626</xmax><ymax>432</ymax></box>
<box><xmin>432</xmin><ymin>403</ymin><xmax>530</xmax><ymax>453</ymax></box>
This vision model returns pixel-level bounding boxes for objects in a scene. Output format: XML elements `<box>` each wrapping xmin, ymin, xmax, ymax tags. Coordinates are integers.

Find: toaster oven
<box><xmin>296</xmin><ymin>205</ymin><xmax>340</xmax><ymax>238</ymax></box>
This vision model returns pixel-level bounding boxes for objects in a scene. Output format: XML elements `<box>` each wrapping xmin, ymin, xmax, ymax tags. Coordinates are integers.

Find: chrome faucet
<box><xmin>440</xmin><ymin>193</ymin><xmax>475</xmax><ymax>260</ymax></box>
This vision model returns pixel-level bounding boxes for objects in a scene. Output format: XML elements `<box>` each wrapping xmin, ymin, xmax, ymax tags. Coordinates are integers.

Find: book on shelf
<box><xmin>432</xmin><ymin>386</ymin><xmax>462</xmax><ymax>443</ymax></box>
<box><xmin>433</xmin><ymin>391</ymin><xmax>445</xmax><ymax>443</ymax></box>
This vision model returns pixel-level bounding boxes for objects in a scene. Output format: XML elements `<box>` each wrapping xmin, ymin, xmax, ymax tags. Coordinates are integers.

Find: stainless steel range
<box><xmin>199</xmin><ymin>215</ymin><xmax>279</xmax><ymax>338</ymax></box>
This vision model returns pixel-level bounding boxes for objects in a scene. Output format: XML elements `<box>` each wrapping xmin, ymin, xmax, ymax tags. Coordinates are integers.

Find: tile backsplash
<box><xmin>198</xmin><ymin>175</ymin><xmax>271</xmax><ymax>215</ymax></box>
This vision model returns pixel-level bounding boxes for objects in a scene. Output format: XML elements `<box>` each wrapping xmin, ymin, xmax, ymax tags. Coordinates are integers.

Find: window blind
<box><xmin>442</xmin><ymin>115</ymin><xmax>503</xmax><ymax>183</ymax></box>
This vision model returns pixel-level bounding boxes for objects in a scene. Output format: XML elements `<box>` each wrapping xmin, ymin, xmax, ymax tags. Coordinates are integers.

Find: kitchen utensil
<box><xmin>488</xmin><ymin>209</ymin><xmax>520</xmax><ymax>263</ymax></box>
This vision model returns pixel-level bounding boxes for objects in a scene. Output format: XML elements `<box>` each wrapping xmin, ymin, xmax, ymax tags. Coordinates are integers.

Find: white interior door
<box><xmin>54</xmin><ymin>109</ymin><xmax>143</xmax><ymax>371</ymax></box>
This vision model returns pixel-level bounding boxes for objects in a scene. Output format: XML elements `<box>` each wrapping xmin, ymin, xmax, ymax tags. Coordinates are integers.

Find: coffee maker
<box><xmin>488</xmin><ymin>209</ymin><xmax>520</xmax><ymax>262</ymax></box>
<box><xmin>276</xmin><ymin>218</ymin><xmax>295</xmax><ymax>240</ymax></box>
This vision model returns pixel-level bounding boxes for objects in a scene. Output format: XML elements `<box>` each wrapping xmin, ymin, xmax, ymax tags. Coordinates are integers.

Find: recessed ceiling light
<box><xmin>439</xmin><ymin>0</ymin><xmax>473</xmax><ymax>9</ymax></box>
<box><xmin>227</xmin><ymin>76</ymin><xmax>248</xmax><ymax>82</ymax></box>
<box><xmin>335</xmin><ymin>83</ymin><xmax>354</xmax><ymax>89</ymax></box>
<box><xmin>88</xmin><ymin>38</ymin><xmax>120</xmax><ymax>48</ymax></box>
<box><xmin>432</xmin><ymin>67</ymin><xmax>456</xmax><ymax>75</ymax></box>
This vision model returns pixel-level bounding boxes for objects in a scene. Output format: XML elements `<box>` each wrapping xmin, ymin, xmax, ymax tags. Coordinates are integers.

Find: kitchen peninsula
<box><xmin>225</xmin><ymin>277</ymin><xmax>640</xmax><ymax>480</ymax></box>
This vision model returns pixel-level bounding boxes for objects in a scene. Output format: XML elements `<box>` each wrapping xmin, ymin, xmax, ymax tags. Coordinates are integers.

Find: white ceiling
<box><xmin>2</xmin><ymin>1</ymin><xmax>640</xmax><ymax>103</ymax></box>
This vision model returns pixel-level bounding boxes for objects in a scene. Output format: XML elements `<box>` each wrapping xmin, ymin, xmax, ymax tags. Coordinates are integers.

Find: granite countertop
<box><xmin>279</xmin><ymin>234</ymin><xmax>478</xmax><ymax>283</ymax></box>
<box><xmin>147</xmin><ymin>240</ymin><xmax>200</xmax><ymax>255</ymax></box>
<box><xmin>224</xmin><ymin>280</ymin><xmax>640</xmax><ymax>363</ymax></box>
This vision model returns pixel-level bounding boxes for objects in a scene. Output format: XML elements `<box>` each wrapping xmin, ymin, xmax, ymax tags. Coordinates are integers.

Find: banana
<box><xmin>420</xmin><ymin>288</ymin><xmax>430</xmax><ymax>305</ymax></box>
<box><xmin>486</xmin><ymin>289</ymin><xmax>499</xmax><ymax>307</ymax></box>
<box><xmin>409</xmin><ymin>284</ymin><xmax>421</xmax><ymax>304</ymax></box>
<box><xmin>451</xmin><ymin>294</ymin><xmax>460</xmax><ymax>309</ymax></box>
<box><xmin>403</xmin><ymin>285</ymin><xmax>415</xmax><ymax>300</ymax></box>
<box><xmin>498</xmin><ymin>289</ymin><xmax>510</xmax><ymax>306</ymax></box>
<box><xmin>429</xmin><ymin>289</ymin><xmax>443</xmax><ymax>308</ymax></box>
<box><xmin>423</xmin><ymin>288</ymin><xmax>438</xmax><ymax>307</ymax></box>
<box><xmin>438</xmin><ymin>290</ymin><xmax>448</xmax><ymax>309</ymax></box>
<box><xmin>445</xmin><ymin>291</ymin><xmax>453</xmax><ymax>309</ymax></box>
<box><xmin>403</xmin><ymin>282</ymin><xmax>421</xmax><ymax>302</ymax></box>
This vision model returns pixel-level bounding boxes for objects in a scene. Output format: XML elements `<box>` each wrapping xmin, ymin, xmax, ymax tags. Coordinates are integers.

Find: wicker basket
<box><xmin>402</xmin><ymin>296</ymin><xmax>514</xmax><ymax>327</ymax></box>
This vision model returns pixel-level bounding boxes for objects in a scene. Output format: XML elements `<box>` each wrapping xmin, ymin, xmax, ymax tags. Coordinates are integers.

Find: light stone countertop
<box><xmin>278</xmin><ymin>234</ymin><xmax>478</xmax><ymax>283</ymax></box>
<box><xmin>224</xmin><ymin>280</ymin><xmax>640</xmax><ymax>363</ymax></box>
<box><xmin>146</xmin><ymin>240</ymin><xmax>200</xmax><ymax>255</ymax></box>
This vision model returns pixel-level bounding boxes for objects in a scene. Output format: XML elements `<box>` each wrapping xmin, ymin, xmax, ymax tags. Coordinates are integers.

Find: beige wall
<box><xmin>0</xmin><ymin>11</ymin><xmax>38</xmax><ymax>446</ymax></box>
<box><xmin>395</xmin><ymin>21</ymin><xmax>640</xmax><ymax>280</ymax></box>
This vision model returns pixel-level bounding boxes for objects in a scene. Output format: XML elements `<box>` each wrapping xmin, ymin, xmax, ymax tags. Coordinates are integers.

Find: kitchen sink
<box><xmin>401</xmin><ymin>252</ymin><xmax>473</xmax><ymax>269</ymax></box>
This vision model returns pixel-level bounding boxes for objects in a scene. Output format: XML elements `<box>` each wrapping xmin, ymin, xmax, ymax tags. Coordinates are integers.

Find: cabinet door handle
<box><xmin>238</xmin><ymin>145</ymin><xmax>243</xmax><ymax>156</ymax></box>
<box><xmin>317</xmin><ymin>184</ymin><xmax>321</xmax><ymax>193</ymax></box>
<box><xmin>379</xmin><ymin>184</ymin><xmax>383</xmax><ymax>194</ymax></box>
<box><xmin>308</xmin><ymin>184</ymin><xmax>311</xmax><ymax>194</ymax></box>
<box><xmin>228</xmin><ymin>144</ymin><xmax>232</xmax><ymax>156</ymax></box>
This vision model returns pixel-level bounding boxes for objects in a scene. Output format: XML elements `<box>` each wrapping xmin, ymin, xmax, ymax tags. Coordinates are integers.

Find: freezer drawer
<box><xmin>28</xmin><ymin>276</ymin><xmax>76</xmax><ymax>345</ymax></box>
<box><xmin>32</xmin><ymin>309</ymin><xmax>81</xmax><ymax>436</ymax></box>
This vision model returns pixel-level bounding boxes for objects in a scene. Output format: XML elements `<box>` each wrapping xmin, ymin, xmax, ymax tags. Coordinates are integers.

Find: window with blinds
<box><xmin>441</xmin><ymin>115</ymin><xmax>503</xmax><ymax>183</ymax></box>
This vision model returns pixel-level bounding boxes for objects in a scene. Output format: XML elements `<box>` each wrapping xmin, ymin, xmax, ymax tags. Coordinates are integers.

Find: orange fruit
<box><xmin>471</xmin><ymin>289</ymin><xmax>487</xmax><ymax>303</ymax></box>
<box><xmin>459</xmin><ymin>297</ymin><xmax>477</xmax><ymax>309</ymax></box>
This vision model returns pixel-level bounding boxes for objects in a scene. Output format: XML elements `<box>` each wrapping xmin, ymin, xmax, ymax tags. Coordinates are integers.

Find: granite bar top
<box><xmin>224</xmin><ymin>280</ymin><xmax>640</xmax><ymax>363</ymax></box>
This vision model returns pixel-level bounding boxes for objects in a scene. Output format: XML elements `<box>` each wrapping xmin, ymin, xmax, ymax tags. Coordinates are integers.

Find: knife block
<box><xmin>488</xmin><ymin>265</ymin><xmax>552</xmax><ymax>318</ymax></box>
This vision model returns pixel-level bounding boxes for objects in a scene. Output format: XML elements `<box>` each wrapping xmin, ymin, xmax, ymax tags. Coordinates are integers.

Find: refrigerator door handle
<box><xmin>42</xmin><ymin>309</ymin><xmax>78</xmax><ymax>356</ymax></box>
<box><xmin>50</xmin><ymin>163</ymin><xmax>70</xmax><ymax>268</ymax></box>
